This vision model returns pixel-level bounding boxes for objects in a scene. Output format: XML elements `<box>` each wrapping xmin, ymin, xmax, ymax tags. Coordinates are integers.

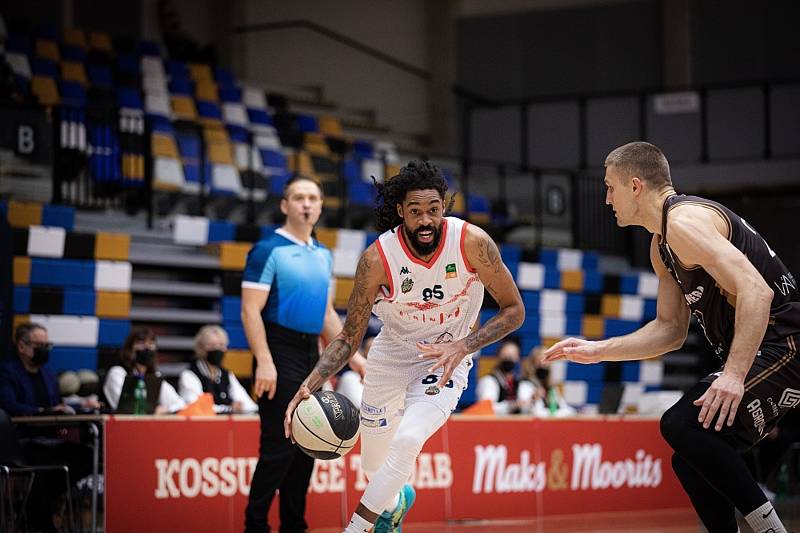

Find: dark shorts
<box><xmin>702</xmin><ymin>335</ymin><xmax>800</xmax><ymax>446</ymax></box>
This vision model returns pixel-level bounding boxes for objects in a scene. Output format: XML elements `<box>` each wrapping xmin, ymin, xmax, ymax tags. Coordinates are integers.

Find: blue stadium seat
<box><xmin>60</xmin><ymin>81</ymin><xmax>87</xmax><ymax>106</ymax></box>
<box><xmin>88</xmin><ymin>65</ymin><xmax>113</xmax><ymax>88</ymax></box>
<box><xmin>117</xmin><ymin>87</ymin><xmax>143</xmax><ymax>110</ymax></box>
<box><xmin>31</xmin><ymin>57</ymin><xmax>58</xmax><ymax>77</ymax></box>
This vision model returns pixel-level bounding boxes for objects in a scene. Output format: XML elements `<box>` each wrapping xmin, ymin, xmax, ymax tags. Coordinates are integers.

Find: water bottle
<box><xmin>134</xmin><ymin>376</ymin><xmax>147</xmax><ymax>415</ymax></box>
<box><xmin>547</xmin><ymin>387</ymin><xmax>558</xmax><ymax>416</ymax></box>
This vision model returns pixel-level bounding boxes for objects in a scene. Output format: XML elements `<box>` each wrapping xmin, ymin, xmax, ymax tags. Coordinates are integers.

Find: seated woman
<box><xmin>103</xmin><ymin>327</ymin><xmax>186</xmax><ymax>414</ymax></box>
<box><xmin>178</xmin><ymin>324</ymin><xmax>257</xmax><ymax>414</ymax></box>
<box><xmin>476</xmin><ymin>337</ymin><xmax>537</xmax><ymax>414</ymax></box>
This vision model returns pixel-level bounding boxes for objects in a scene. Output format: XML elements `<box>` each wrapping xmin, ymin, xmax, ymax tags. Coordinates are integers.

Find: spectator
<box><xmin>0</xmin><ymin>323</ymin><xmax>70</xmax><ymax>415</ymax></box>
<box><xmin>0</xmin><ymin>323</ymin><xmax>92</xmax><ymax>532</ymax></box>
<box><xmin>523</xmin><ymin>346</ymin><xmax>576</xmax><ymax>417</ymax></box>
<box><xmin>103</xmin><ymin>327</ymin><xmax>185</xmax><ymax>413</ymax></box>
<box><xmin>476</xmin><ymin>338</ymin><xmax>536</xmax><ymax>414</ymax></box>
<box><xmin>178</xmin><ymin>325</ymin><xmax>257</xmax><ymax>413</ymax></box>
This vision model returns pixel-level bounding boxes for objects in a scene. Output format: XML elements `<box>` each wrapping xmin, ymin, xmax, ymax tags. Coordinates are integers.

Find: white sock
<box><xmin>343</xmin><ymin>512</ymin><xmax>372</xmax><ymax>533</ymax></box>
<box><xmin>744</xmin><ymin>501</ymin><xmax>786</xmax><ymax>533</ymax></box>
<box><xmin>383</xmin><ymin>493</ymin><xmax>400</xmax><ymax>513</ymax></box>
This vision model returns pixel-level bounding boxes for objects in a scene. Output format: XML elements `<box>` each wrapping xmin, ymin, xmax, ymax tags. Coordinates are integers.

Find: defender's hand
<box><xmin>543</xmin><ymin>338</ymin><xmax>603</xmax><ymax>364</ymax></box>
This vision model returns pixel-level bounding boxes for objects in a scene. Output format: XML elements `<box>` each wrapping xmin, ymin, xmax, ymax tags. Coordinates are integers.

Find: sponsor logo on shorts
<box><xmin>684</xmin><ymin>285</ymin><xmax>704</xmax><ymax>305</ymax></box>
<box><xmin>425</xmin><ymin>386</ymin><xmax>441</xmax><ymax>396</ymax></box>
<box><xmin>401</xmin><ymin>277</ymin><xmax>414</xmax><ymax>293</ymax></box>
<box><xmin>778</xmin><ymin>388</ymin><xmax>800</xmax><ymax>409</ymax></box>
<box><xmin>360</xmin><ymin>416</ymin><xmax>388</xmax><ymax>428</ymax></box>
<box><xmin>766</xmin><ymin>397</ymin><xmax>779</xmax><ymax>417</ymax></box>
<box><xmin>747</xmin><ymin>399</ymin><xmax>766</xmax><ymax>436</ymax></box>
<box><xmin>360</xmin><ymin>401</ymin><xmax>385</xmax><ymax>415</ymax></box>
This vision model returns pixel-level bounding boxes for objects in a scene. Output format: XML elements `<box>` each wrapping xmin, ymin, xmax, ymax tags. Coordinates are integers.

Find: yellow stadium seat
<box><xmin>31</xmin><ymin>76</ymin><xmax>60</xmax><ymax>106</ymax></box>
<box><xmin>95</xmin><ymin>232</ymin><xmax>131</xmax><ymax>261</ymax></box>
<box><xmin>203</xmin><ymin>125</ymin><xmax>228</xmax><ymax>144</ymax></box>
<box><xmin>582</xmin><ymin>315</ymin><xmax>605</xmax><ymax>338</ymax></box>
<box><xmin>8</xmin><ymin>201</ymin><xmax>42</xmax><ymax>228</ymax></box>
<box><xmin>561</xmin><ymin>270</ymin><xmax>584</xmax><ymax>292</ymax></box>
<box><xmin>35</xmin><ymin>39</ymin><xmax>60</xmax><ymax>62</ymax></box>
<box><xmin>223</xmin><ymin>350</ymin><xmax>252</xmax><ymax>379</ymax></box>
<box><xmin>189</xmin><ymin>63</ymin><xmax>213</xmax><ymax>82</ymax></box>
<box><xmin>315</xmin><ymin>228</ymin><xmax>338</xmax><ymax>249</ymax></box>
<box><xmin>151</xmin><ymin>133</ymin><xmax>179</xmax><ymax>159</ymax></box>
<box><xmin>13</xmin><ymin>257</ymin><xmax>31</xmax><ymax>285</ymax></box>
<box><xmin>601</xmin><ymin>295</ymin><xmax>622</xmax><ymax>317</ymax></box>
<box><xmin>304</xmin><ymin>133</ymin><xmax>330</xmax><ymax>157</ymax></box>
<box><xmin>89</xmin><ymin>31</ymin><xmax>113</xmax><ymax>52</ymax></box>
<box><xmin>208</xmin><ymin>141</ymin><xmax>234</xmax><ymax>165</ymax></box>
<box><xmin>219</xmin><ymin>242</ymin><xmax>250</xmax><ymax>270</ymax></box>
<box><xmin>96</xmin><ymin>291</ymin><xmax>131</xmax><ymax>318</ymax></box>
<box><xmin>334</xmin><ymin>278</ymin><xmax>355</xmax><ymax>309</ymax></box>
<box><xmin>478</xmin><ymin>357</ymin><xmax>496</xmax><ymax>378</ymax></box>
<box><xmin>171</xmin><ymin>96</ymin><xmax>197</xmax><ymax>120</ymax></box>
<box><xmin>386</xmin><ymin>164</ymin><xmax>401</xmax><ymax>178</ymax></box>
<box><xmin>61</xmin><ymin>61</ymin><xmax>88</xmax><ymax>86</ymax></box>
<box><xmin>63</xmin><ymin>28</ymin><xmax>87</xmax><ymax>49</ymax></box>
<box><xmin>318</xmin><ymin>116</ymin><xmax>343</xmax><ymax>136</ymax></box>
<box><xmin>195</xmin><ymin>81</ymin><xmax>219</xmax><ymax>103</ymax></box>
<box><xmin>286</xmin><ymin>151</ymin><xmax>314</xmax><ymax>175</ymax></box>
<box><xmin>13</xmin><ymin>315</ymin><xmax>31</xmax><ymax>333</ymax></box>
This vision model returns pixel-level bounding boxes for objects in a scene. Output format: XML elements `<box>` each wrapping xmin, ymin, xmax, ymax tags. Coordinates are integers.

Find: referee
<box><xmin>241</xmin><ymin>176</ymin><xmax>365</xmax><ymax>533</ymax></box>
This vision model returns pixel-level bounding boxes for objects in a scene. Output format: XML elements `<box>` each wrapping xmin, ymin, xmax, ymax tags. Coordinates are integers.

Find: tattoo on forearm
<box><xmin>463</xmin><ymin>310</ymin><xmax>520</xmax><ymax>354</ymax></box>
<box><xmin>317</xmin><ymin>339</ymin><xmax>352</xmax><ymax>379</ymax></box>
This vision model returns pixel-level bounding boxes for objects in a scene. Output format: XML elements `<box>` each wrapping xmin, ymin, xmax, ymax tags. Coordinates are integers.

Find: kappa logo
<box><xmin>778</xmin><ymin>388</ymin><xmax>800</xmax><ymax>409</ymax></box>
<box><xmin>400</xmin><ymin>266</ymin><xmax>410</xmax><ymax>275</ymax></box>
<box><xmin>401</xmin><ymin>277</ymin><xmax>414</xmax><ymax>293</ymax></box>
<box><xmin>684</xmin><ymin>285</ymin><xmax>704</xmax><ymax>305</ymax></box>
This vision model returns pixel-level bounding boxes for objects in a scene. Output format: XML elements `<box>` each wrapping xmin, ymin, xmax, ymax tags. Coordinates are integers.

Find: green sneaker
<box><xmin>373</xmin><ymin>484</ymin><xmax>416</xmax><ymax>533</ymax></box>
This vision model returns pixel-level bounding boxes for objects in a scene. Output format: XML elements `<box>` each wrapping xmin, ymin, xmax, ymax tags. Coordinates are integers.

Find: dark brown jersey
<box><xmin>658</xmin><ymin>194</ymin><xmax>800</xmax><ymax>357</ymax></box>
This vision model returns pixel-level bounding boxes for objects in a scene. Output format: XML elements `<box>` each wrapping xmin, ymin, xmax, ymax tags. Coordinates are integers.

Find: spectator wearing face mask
<box><xmin>522</xmin><ymin>347</ymin><xmax>576</xmax><ymax>417</ymax></box>
<box><xmin>476</xmin><ymin>337</ymin><xmax>536</xmax><ymax>414</ymax></box>
<box><xmin>103</xmin><ymin>327</ymin><xmax>185</xmax><ymax>414</ymax></box>
<box><xmin>0</xmin><ymin>323</ymin><xmax>71</xmax><ymax>415</ymax></box>
<box><xmin>178</xmin><ymin>325</ymin><xmax>257</xmax><ymax>414</ymax></box>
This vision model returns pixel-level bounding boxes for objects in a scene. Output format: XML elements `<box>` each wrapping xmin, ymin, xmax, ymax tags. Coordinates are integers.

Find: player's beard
<box><xmin>403</xmin><ymin>223</ymin><xmax>442</xmax><ymax>256</ymax></box>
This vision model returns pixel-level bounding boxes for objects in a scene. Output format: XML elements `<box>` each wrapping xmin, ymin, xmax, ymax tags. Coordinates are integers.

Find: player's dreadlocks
<box><xmin>373</xmin><ymin>160</ymin><xmax>455</xmax><ymax>233</ymax></box>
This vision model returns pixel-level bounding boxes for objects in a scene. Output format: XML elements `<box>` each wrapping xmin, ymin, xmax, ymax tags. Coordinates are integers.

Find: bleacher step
<box><xmin>129</xmin><ymin>242</ymin><xmax>219</xmax><ymax>269</ymax></box>
<box><xmin>157</xmin><ymin>336</ymin><xmax>196</xmax><ymax>350</ymax></box>
<box><xmin>129</xmin><ymin>307</ymin><xmax>222</xmax><ymax>323</ymax></box>
<box><xmin>131</xmin><ymin>279</ymin><xmax>222</xmax><ymax>298</ymax></box>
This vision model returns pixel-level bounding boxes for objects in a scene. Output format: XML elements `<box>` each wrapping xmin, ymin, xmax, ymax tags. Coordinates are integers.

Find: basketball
<box><xmin>291</xmin><ymin>390</ymin><xmax>361</xmax><ymax>460</ymax></box>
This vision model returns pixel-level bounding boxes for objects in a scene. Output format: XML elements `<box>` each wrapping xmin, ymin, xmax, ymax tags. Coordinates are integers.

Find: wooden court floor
<box><xmin>313</xmin><ymin>501</ymin><xmax>800</xmax><ymax>532</ymax></box>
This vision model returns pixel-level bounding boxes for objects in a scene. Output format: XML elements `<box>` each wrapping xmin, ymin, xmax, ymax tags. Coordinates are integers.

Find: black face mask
<box><xmin>499</xmin><ymin>360</ymin><xmax>516</xmax><ymax>373</ymax></box>
<box><xmin>32</xmin><ymin>346</ymin><xmax>50</xmax><ymax>366</ymax></box>
<box><xmin>206</xmin><ymin>350</ymin><xmax>224</xmax><ymax>366</ymax></box>
<box><xmin>535</xmin><ymin>367</ymin><xmax>550</xmax><ymax>382</ymax></box>
<box><xmin>135</xmin><ymin>349</ymin><xmax>156</xmax><ymax>367</ymax></box>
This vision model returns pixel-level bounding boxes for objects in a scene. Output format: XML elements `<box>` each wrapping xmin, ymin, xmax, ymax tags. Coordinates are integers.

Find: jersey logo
<box><xmin>445</xmin><ymin>263</ymin><xmax>457</xmax><ymax>279</ymax></box>
<box><xmin>400</xmin><ymin>266</ymin><xmax>410</xmax><ymax>275</ymax></box>
<box><xmin>778</xmin><ymin>388</ymin><xmax>800</xmax><ymax>409</ymax></box>
<box><xmin>684</xmin><ymin>285</ymin><xmax>704</xmax><ymax>305</ymax></box>
<box><xmin>401</xmin><ymin>277</ymin><xmax>414</xmax><ymax>293</ymax></box>
<box><xmin>774</xmin><ymin>273</ymin><xmax>797</xmax><ymax>297</ymax></box>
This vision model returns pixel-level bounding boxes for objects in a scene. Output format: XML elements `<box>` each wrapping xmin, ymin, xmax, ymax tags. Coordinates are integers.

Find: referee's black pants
<box><xmin>244</xmin><ymin>323</ymin><xmax>319</xmax><ymax>533</ymax></box>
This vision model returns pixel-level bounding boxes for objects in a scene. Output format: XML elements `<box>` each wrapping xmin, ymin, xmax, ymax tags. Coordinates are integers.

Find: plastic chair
<box><xmin>0</xmin><ymin>408</ymin><xmax>76</xmax><ymax>532</ymax></box>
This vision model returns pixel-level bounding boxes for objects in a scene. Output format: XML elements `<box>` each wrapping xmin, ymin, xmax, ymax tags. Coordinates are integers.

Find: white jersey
<box><xmin>371</xmin><ymin>216</ymin><xmax>484</xmax><ymax>352</ymax></box>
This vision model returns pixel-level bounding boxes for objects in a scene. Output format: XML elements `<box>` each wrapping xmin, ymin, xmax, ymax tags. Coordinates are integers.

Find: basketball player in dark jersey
<box><xmin>544</xmin><ymin>142</ymin><xmax>800</xmax><ymax>533</ymax></box>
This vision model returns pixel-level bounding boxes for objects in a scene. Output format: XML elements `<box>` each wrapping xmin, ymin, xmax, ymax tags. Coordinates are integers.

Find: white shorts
<box><xmin>359</xmin><ymin>347</ymin><xmax>471</xmax><ymax>436</ymax></box>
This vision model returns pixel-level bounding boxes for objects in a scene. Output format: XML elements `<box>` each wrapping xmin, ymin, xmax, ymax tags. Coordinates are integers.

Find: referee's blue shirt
<box><xmin>241</xmin><ymin>228</ymin><xmax>333</xmax><ymax>334</ymax></box>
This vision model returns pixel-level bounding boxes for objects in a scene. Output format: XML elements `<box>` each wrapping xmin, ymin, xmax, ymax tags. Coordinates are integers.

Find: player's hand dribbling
<box><xmin>284</xmin><ymin>385</ymin><xmax>312</xmax><ymax>440</ymax></box>
<box><xmin>542</xmin><ymin>338</ymin><xmax>603</xmax><ymax>364</ymax></box>
<box><xmin>417</xmin><ymin>341</ymin><xmax>468</xmax><ymax>389</ymax></box>
<box><xmin>694</xmin><ymin>372</ymin><xmax>744</xmax><ymax>431</ymax></box>
<box><xmin>254</xmin><ymin>359</ymin><xmax>278</xmax><ymax>400</ymax></box>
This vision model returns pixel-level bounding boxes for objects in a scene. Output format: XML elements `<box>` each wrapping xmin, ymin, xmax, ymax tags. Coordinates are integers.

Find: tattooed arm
<box><xmin>418</xmin><ymin>224</ymin><xmax>525</xmax><ymax>388</ymax></box>
<box><xmin>284</xmin><ymin>244</ymin><xmax>386</xmax><ymax>437</ymax></box>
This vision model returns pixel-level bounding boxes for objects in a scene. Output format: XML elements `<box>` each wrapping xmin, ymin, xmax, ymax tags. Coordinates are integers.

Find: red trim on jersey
<box><xmin>397</xmin><ymin>219</ymin><xmax>448</xmax><ymax>269</ymax></box>
<box><xmin>375</xmin><ymin>239</ymin><xmax>394</xmax><ymax>300</ymax></box>
<box><xmin>460</xmin><ymin>221</ymin><xmax>477</xmax><ymax>273</ymax></box>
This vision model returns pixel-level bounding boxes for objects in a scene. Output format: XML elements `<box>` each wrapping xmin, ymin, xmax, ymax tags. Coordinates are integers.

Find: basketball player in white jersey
<box><xmin>284</xmin><ymin>160</ymin><xmax>525</xmax><ymax>532</ymax></box>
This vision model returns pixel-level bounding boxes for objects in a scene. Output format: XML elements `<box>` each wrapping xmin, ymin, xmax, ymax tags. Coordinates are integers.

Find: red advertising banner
<box><xmin>105</xmin><ymin>415</ymin><xmax>690</xmax><ymax>532</ymax></box>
